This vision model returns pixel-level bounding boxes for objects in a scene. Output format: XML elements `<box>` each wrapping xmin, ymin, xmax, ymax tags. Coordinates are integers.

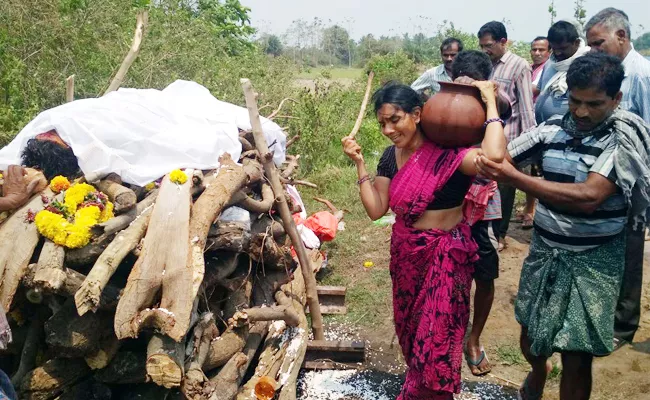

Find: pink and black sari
<box><xmin>389</xmin><ymin>141</ymin><xmax>478</xmax><ymax>399</ymax></box>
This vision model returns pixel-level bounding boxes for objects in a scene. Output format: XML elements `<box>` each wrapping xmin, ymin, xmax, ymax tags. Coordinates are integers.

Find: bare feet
<box><xmin>518</xmin><ymin>360</ymin><xmax>552</xmax><ymax>400</ymax></box>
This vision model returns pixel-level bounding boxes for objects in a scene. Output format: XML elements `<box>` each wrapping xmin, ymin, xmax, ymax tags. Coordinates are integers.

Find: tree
<box><xmin>321</xmin><ymin>25</ymin><xmax>351</xmax><ymax>65</ymax></box>
<box><xmin>574</xmin><ymin>0</ymin><xmax>587</xmax><ymax>31</ymax></box>
<box><xmin>635</xmin><ymin>32</ymin><xmax>650</xmax><ymax>51</ymax></box>
<box><xmin>260</xmin><ymin>34</ymin><xmax>283</xmax><ymax>57</ymax></box>
<box><xmin>548</xmin><ymin>0</ymin><xmax>557</xmax><ymax>25</ymax></box>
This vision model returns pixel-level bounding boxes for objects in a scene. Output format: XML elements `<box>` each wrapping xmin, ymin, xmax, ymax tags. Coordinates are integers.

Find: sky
<box><xmin>240</xmin><ymin>0</ymin><xmax>650</xmax><ymax>42</ymax></box>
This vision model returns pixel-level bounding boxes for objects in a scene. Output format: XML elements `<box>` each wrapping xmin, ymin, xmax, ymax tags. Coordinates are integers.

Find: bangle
<box><xmin>357</xmin><ymin>175</ymin><xmax>372</xmax><ymax>185</ymax></box>
<box><xmin>483</xmin><ymin>118</ymin><xmax>505</xmax><ymax>128</ymax></box>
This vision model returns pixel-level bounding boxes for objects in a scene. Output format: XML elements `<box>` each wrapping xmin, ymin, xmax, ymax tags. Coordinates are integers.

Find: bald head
<box><xmin>585</xmin><ymin>8</ymin><xmax>632</xmax><ymax>60</ymax></box>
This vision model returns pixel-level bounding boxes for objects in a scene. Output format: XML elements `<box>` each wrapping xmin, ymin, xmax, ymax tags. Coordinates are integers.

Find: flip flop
<box><xmin>497</xmin><ymin>238</ymin><xmax>507</xmax><ymax>252</ymax></box>
<box><xmin>465</xmin><ymin>346</ymin><xmax>492</xmax><ymax>376</ymax></box>
<box><xmin>517</xmin><ymin>373</ymin><xmax>544</xmax><ymax>400</ymax></box>
<box><xmin>521</xmin><ymin>214</ymin><xmax>534</xmax><ymax>230</ymax></box>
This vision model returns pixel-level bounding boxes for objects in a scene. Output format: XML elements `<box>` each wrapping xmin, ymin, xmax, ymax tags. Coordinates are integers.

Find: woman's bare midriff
<box><xmin>412</xmin><ymin>205</ymin><xmax>464</xmax><ymax>231</ymax></box>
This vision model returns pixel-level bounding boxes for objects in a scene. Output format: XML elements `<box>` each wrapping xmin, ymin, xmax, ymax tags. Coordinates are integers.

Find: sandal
<box><xmin>517</xmin><ymin>372</ymin><xmax>544</xmax><ymax>400</ymax></box>
<box><xmin>464</xmin><ymin>346</ymin><xmax>492</xmax><ymax>376</ymax></box>
<box><xmin>521</xmin><ymin>214</ymin><xmax>534</xmax><ymax>230</ymax></box>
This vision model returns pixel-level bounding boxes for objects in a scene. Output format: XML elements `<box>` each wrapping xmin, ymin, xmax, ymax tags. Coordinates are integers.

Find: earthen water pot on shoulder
<box><xmin>420</xmin><ymin>81</ymin><xmax>486</xmax><ymax>147</ymax></box>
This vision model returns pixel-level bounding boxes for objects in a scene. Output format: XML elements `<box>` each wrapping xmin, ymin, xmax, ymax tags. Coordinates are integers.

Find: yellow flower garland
<box><xmin>34</xmin><ymin>182</ymin><xmax>114</xmax><ymax>249</ymax></box>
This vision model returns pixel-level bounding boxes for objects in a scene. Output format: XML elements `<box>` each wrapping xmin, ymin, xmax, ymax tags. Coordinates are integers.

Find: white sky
<box><xmin>241</xmin><ymin>0</ymin><xmax>650</xmax><ymax>42</ymax></box>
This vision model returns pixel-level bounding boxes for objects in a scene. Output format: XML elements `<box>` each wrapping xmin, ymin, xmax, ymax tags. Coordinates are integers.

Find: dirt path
<box><xmin>311</xmin><ymin>220</ymin><xmax>650</xmax><ymax>399</ymax></box>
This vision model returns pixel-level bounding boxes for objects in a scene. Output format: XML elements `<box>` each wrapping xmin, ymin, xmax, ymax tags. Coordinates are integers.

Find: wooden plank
<box><xmin>303</xmin><ymin>360</ymin><xmax>361</xmax><ymax>370</ymax></box>
<box><xmin>316</xmin><ymin>286</ymin><xmax>346</xmax><ymax>296</ymax></box>
<box><xmin>305</xmin><ymin>340</ymin><xmax>365</xmax><ymax>364</ymax></box>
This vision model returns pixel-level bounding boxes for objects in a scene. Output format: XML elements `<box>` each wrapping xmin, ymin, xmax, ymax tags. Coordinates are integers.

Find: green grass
<box><xmin>496</xmin><ymin>344</ymin><xmax>527</xmax><ymax>366</ymax></box>
<box><xmin>299</xmin><ymin>158</ymin><xmax>395</xmax><ymax>327</ymax></box>
<box><xmin>296</xmin><ymin>67</ymin><xmax>364</xmax><ymax>80</ymax></box>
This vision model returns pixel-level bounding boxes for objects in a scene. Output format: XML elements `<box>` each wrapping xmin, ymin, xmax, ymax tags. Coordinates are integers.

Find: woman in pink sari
<box><xmin>342</xmin><ymin>81</ymin><xmax>506</xmax><ymax>399</ymax></box>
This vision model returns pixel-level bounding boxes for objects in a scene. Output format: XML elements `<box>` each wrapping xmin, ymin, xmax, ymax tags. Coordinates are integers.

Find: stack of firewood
<box><xmin>0</xmin><ymin>97</ymin><xmax>325</xmax><ymax>400</ymax></box>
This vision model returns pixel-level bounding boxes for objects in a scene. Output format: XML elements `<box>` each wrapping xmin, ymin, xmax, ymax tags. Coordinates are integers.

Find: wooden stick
<box><xmin>267</xmin><ymin>98</ymin><xmax>297</xmax><ymax>120</ymax></box>
<box><xmin>285</xmin><ymin>134</ymin><xmax>300</xmax><ymax>148</ymax></box>
<box><xmin>65</xmin><ymin>75</ymin><xmax>75</xmax><ymax>102</ymax></box>
<box><xmin>241</xmin><ymin>78</ymin><xmax>324</xmax><ymax>341</ymax></box>
<box><xmin>181</xmin><ymin>313</ymin><xmax>219</xmax><ymax>398</ymax></box>
<box><xmin>75</xmin><ymin>204</ymin><xmax>152</xmax><ymax>316</ymax></box>
<box><xmin>91</xmin><ymin>189</ymin><xmax>158</xmax><ymax>243</ymax></box>
<box><xmin>347</xmin><ymin>71</ymin><xmax>375</xmax><ymax>139</ymax></box>
<box><xmin>104</xmin><ymin>11</ymin><xmax>148</xmax><ymax>95</ymax></box>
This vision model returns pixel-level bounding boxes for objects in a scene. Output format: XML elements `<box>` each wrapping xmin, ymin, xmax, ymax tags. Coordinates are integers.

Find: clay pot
<box><xmin>420</xmin><ymin>81</ymin><xmax>486</xmax><ymax>147</ymax></box>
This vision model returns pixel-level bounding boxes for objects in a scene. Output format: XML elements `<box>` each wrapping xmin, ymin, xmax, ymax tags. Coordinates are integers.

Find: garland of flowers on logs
<box><xmin>34</xmin><ymin>176</ymin><xmax>114</xmax><ymax>249</ymax></box>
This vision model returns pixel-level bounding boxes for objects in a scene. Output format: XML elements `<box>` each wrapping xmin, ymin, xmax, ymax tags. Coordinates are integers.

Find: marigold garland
<box><xmin>49</xmin><ymin>176</ymin><xmax>70</xmax><ymax>193</ymax></box>
<box><xmin>35</xmin><ymin>181</ymin><xmax>114</xmax><ymax>249</ymax></box>
<box><xmin>170</xmin><ymin>169</ymin><xmax>188</xmax><ymax>185</ymax></box>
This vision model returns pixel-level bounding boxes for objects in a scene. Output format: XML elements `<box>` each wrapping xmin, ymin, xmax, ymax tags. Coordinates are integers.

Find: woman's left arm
<box><xmin>459</xmin><ymin>81</ymin><xmax>506</xmax><ymax>175</ymax></box>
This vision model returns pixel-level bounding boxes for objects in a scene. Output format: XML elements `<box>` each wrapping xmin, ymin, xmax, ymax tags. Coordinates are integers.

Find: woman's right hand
<box><xmin>341</xmin><ymin>136</ymin><xmax>364</xmax><ymax>164</ymax></box>
<box><xmin>471</xmin><ymin>81</ymin><xmax>498</xmax><ymax>106</ymax></box>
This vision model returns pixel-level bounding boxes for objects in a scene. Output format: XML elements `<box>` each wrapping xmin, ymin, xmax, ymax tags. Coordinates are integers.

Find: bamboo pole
<box><xmin>240</xmin><ymin>78</ymin><xmax>324</xmax><ymax>341</ymax></box>
<box><xmin>348</xmin><ymin>71</ymin><xmax>374</xmax><ymax>139</ymax></box>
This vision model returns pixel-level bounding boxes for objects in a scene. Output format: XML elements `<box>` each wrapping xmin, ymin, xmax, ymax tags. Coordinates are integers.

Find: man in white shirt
<box><xmin>411</xmin><ymin>38</ymin><xmax>462</xmax><ymax>98</ymax></box>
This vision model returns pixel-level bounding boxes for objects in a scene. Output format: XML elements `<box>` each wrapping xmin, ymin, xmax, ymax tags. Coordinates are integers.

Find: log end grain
<box><xmin>146</xmin><ymin>353</ymin><xmax>183</xmax><ymax>389</ymax></box>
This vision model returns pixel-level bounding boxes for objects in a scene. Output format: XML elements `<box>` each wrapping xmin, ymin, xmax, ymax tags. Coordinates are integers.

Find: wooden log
<box><xmin>231</xmin><ymin>303</ymin><xmax>300</xmax><ymax>328</ymax></box>
<box><xmin>22</xmin><ymin>264</ymin><xmax>120</xmax><ymax>310</ymax></box>
<box><xmin>222</xmin><ymin>269</ymin><xmax>253</xmax><ymax>323</ymax></box>
<box><xmin>33</xmin><ymin>240</ymin><xmax>66</xmax><ymax>292</ymax></box>
<box><xmin>249</xmin><ymin>218</ymin><xmax>293</xmax><ymax>271</ymax></box>
<box><xmin>280</xmin><ymin>155</ymin><xmax>300</xmax><ymax>180</ymax></box>
<box><xmin>236</xmin><ymin>183</ymin><xmax>274</xmax><ymax>214</ymax></box>
<box><xmin>95</xmin><ymin>351</ymin><xmax>147</xmax><ymax>385</ymax></box>
<box><xmin>207</xmin><ymin>221</ymin><xmax>251</xmax><ymax>253</ymax></box>
<box><xmin>56</xmin><ymin>379</ymin><xmax>112</xmax><ymax>400</ymax></box>
<box><xmin>45</xmin><ymin>301</ymin><xmax>113</xmax><ymax>358</ymax></box>
<box><xmin>236</xmin><ymin>267</ymin><xmax>308</xmax><ymax>400</ymax></box>
<box><xmin>74</xmin><ymin>204</ymin><xmax>152</xmax><ymax>316</ymax></box>
<box><xmin>145</xmin><ymin>334</ymin><xmax>185</xmax><ymax>389</ymax></box>
<box><xmin>96</xmin><ymin>179</ymin><xmax>137</xmax><ymax>214</ymax></box>
<box><xmin>183</xmin><ymin>156</ymin><xmax>261</xmax><ymax>341</ymax></box>
<box><xmin>285</xmin><ymin>135</ymin><xmax>300</xmax><ymax>148</ymax></box>
<box><xmin>203</xmin><ymin>326</ymin><xmax>248</xmax><ymax>372</ymax></box>
<box><xmin>90</xmin><ymin>190</ymin><xmax>158</xmax><ymax>243</ymax></box>
<box><xmin>104</xmin><ymin>11</ymin><xmax>148</xmax><ymax>94</ymax></box>
<box><xmin>181</xmin><ymin>313</ymin><xmax>220</xmax><ymax>399</ymax></box>
<box><xmin>0</xmin><ymin>191</ymin><xmax>48</xmax><ymax>310</ymax></box>
<box><xmin>20</xmin><ymin>358</ymin><xmax>91</xmax><ymax>400</ymax></box>
<box><xmin>84</xmin><ymin>334</ymin><xmax>120</xmax><ymax>370</ymax></box>
<box><xmin>241</xmin><ymin>78</ymin><xmax>323</xmax><ymax>340</ymax></box>
<box><xmin>114</xmin><ymin>173</ymin><xmax>192</xmax><ymax>341</ymax></box>
<box><xmin>202</xmin><ymin>252</ymin><xmax>242</xmax><ymax>290</ymax></box>
<box><xmin>11</xmin><ymin>309</ymin><xmax>46</xmax><ymax>388</ymax></box>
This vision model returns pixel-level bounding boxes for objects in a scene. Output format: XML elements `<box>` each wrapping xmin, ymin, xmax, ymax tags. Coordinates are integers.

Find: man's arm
<box><xmin>515</xmin><ymin>65</ymin><xmax>536</xmax><ymax>133</ymax></box>
<box><xmin>476</xmin><ymin>157</ymin><xmax>617</xmax><ymax>214</ymax></box>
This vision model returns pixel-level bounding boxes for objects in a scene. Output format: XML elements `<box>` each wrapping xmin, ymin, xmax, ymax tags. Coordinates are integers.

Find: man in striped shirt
<box><xmin>586</xmin><ymin>8</ymin><xmax>650</xmax><ymax>350</ymax></box>
<box><xmin>478</xmin><ymin>21</ymin><xmax>536</xmax><ymax>250</ymax></box>
<box><xmin>476</xmin><ymin>53</ymin><xmax>649</xmax><ymax>400</ymax></box>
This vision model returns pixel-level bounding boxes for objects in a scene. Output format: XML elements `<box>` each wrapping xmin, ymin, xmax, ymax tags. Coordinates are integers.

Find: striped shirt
<box><xmin>621</xmin><ymin>47</ymin><xmax>650</xmax><ymax>123</ymax></box>
<box><xmin>491</xmin><ymin>51</ymin><xmax>536</xmax><ymax>143</ymax></box>
<box><xmin>411</xmin><ymin>65</ymin><xmax>452</xmax><ymax>95</ymax></box>
<box><xmin>508</xmin><ymin>118</ymin><xmax>627</xmax><ymax>251</ymax></box>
